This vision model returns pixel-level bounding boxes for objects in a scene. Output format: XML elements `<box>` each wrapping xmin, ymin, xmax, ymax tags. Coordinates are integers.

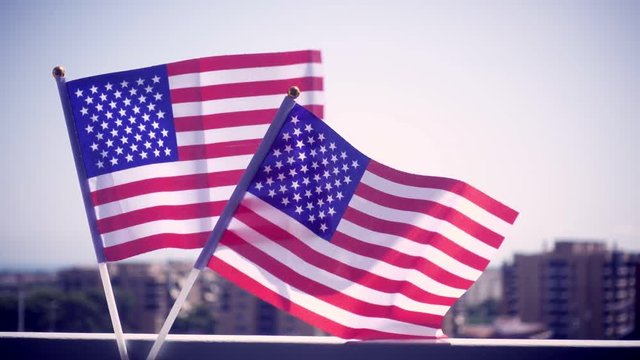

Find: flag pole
<box><xmin>98</xmin><ymin>262</ymin><xmax>129</xmax><ymax>360</ymax></box>
<box><xmin>145</xmin><ymin>267</ymin><xmax>200</xmax><ymax>360</ymax></box>
<box><xmin>53</xmin><ymin>66</ymin><xmax>129</xmax><ymax>360</ymax></box>
<box><xmin>146</xmin><ymin>87</ymin><xmax>301</xmax><ymax>360</ymax></box>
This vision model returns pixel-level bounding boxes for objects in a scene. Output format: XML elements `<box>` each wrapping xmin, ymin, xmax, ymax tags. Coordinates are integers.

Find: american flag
<box><xmin>65</xmin><ymin>50</ymin><xmax>323</xmax><ymax>261</ymax></box>
<box><xmin>206</xmin><ymin>104</ymin><xmax>518</xmax><ymax>339</ymax></box>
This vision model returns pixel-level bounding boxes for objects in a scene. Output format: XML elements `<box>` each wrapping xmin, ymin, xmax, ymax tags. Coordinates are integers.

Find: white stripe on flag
<box><xmin>101</xmin><ymin>216</ymin><xmax>219</xmax><ymax>248</ymax></box>
<box><xmin>88</xmin><ymin>155</ymin><xmax>252</xmax><ymax>192</ymax></box>
<box><xmin>228</xmin><ymin>217</ymin><xmax>451</xmax><ymax>315</ymax></box>
<box><xmin>213</xmin><ymin>245</ymin><xmax>442</xmax><ymax>338</ymax></box>
<box><xmin>171</xmin><ymin>91</ymin><xmax>324</xmax><ymax>118</ymax></box>
<box><xmin>336</xmin><ymin>219</ymin><xmax>483</xmax><ymax>281</ymax></box>
<box><xmin>176</xmin><ymin>124</ymin><xmax>270</xmax><ymax>147</ymax></box>
<box><xmin>240</xmin><ymin>193</ymin><xmax>465</xmax><ymax>297</ymax></box>
<box><xmin>94</xmin><ymin>185</ymin><xmax>235</xmax><ymax>220</ymax></box>
<box><xmin>168</xmin><ymin>63</ymin><xmax>324</xmax><ymax>89</ymax></box>
<box><xmin>360</xmin><ymin>171</ymin><xmax>512</xmax><ymax>237</ymax></box>
<box><xmin>348</xmin><ymin>194</ymin><xmax>498</xmax><ymax>260</ymax></box>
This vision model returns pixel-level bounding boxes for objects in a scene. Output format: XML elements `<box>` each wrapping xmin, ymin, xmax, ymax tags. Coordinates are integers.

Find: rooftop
<box><xmin>1</xmin><ymin>332</ymin><xmax>639</xmax><ymax>360</ymax></box>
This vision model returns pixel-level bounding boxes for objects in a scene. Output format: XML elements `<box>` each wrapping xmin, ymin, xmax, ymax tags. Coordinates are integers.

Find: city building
<box><xmin>502</xmin><ymin>240</ymin><xmax>637</xmax><ymax>339</ymax></box>
<box><xmin>0</xmin><ymin>271</ymin><xmax>58</xmax><ymax>332</ymax></box>
<box><xmin>215</xmin><ymin>276</ymin><xmax>321</xmax><ymax>335</ymax></box>
<box><xmin>443</xmin><ymin>268</ymin><xmax>503</xmax><ymax>337</ymax></box>
<box><xmin>58</xmin><ymin>264</ymin><xmax>173</xmax><ymax>333</ymax></box>
<box><xmin>29</xmin><ymin>262</ymin><xmax>319</xmax><ymax>335</ymax></box>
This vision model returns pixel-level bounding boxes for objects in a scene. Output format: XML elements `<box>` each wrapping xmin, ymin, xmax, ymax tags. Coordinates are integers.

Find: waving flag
<box><xmin>202</xmin><ymin>101</ymin><xmax>518</xmax><ymax>339</ymax></box>
<box><xmin>64</xmin><ymin>50</ymin><xmax>324</xmax><ymax>261</ymax></box>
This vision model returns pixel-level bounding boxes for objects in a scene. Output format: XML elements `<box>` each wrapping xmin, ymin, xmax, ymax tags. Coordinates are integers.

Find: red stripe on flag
<box><xmin>174</xmin><ymin>109</ymin><xmax>278</xmax><ymax>132</ymax></box>
<box><xmin>304</xmin><ymin>105</ymin><xmax>324</xmax><ymax>119</ymax></box>
<box><xmin>342</xmin><ymin>207</ymin><xmax>490</xmax><ymax>271</ymax></box>
<box><xmin>221</xmin><ymin>230</ymin><xmax>445</xmax><ymax>327</ymax></box>
<box><xmin>170</xmin><ymin>77</ymin><xmax>323</xmax><ymax>103</ymax></box>
<box><xmin>177</xmin><ymin>139</ymin><xmax>261</xmax><ymax>161</ymax></box>
<box><xmin>209</xmin><ymin>256</ymin><xmax>439</xmax><ymax>340</ymax></box>
<box><xmin>232</xmin><ymin>205</ymin><xmax>458</xmax><ymax>306</ymax></box>
<box><xmin>355</xmin><ymin>183</ymin><xmax>504</xmax><ymax>248</ymax></box>
<box><xmin>366</xmin><ymin>161</ymin><xmax>519</xmax><ymax>225</ymax></box>
<box><xmin>81</xmin><ymin>50</ymin><xmax>324</xmax><ymax>261</ymax></box>
<box><xmin>331</xmin><ymin>232</ymin><xmax>474</xmax><ymax>290</ymax></box>
<box><xmin>173</xmin><ymin>106</ymin><xmax>324</xmax><ymax>132</ymax></box>
<box><xmin>97</xmin><ymin>202</ymin><xmax>225</xmax><ymax>234</ymax></box>
<box><xmin>91</xmin><ymin>170</ymin><xmax>243</xmax><ymax>206</ymax></box>
<box><xmin>103</xmin><ymin>232</ymin><xmax>210</xmax><ymax>262</ymax></box>
<box><xmin>167</xmin><ymin>50</ymin><xmax>322</xmax><ymax>76</ymax></box>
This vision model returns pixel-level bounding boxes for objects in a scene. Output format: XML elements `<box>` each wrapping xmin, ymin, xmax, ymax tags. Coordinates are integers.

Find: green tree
<box><xmin>21</xmin><ymin>287</ymin><xmax>121</xmax><ymax>332</ymax></box>
<box><xmin>112</xmin><ymin>287</ymin><xmax>136</xmax><ymax>332</ymax></box>
<box><xmin>24</xmin><ymin>288</ymin><xmax>62</xmax><ymax>331</ymax></box>
<box><xmin>54</xmin><ymin>289</ymin><xmax>112</xmax><ymax>332</ymax></box>
<box><xmin>0</xmin><ymin>294</ymin><xmax>18</xmax><ymax>331</ymax></box>
<box><xmin>173</xmin><ymin>304</ymin><xmax>216</xmax><ymax>334</ymax></box>
<box><xmin>466</xmin><ymin>299</ymin><xmax>501</xmax><ymax>325</ymax></box>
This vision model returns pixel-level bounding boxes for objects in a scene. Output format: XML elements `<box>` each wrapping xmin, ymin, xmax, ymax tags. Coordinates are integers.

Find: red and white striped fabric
<box><xmin>71</xmin><ymin>50</ymin><xmax>323</xmax><ymax>261</ymax></box>
<box><xmin>206</xmin><ymin>104</ymin><xmax>518</xmax><ymax>339</ymax></box>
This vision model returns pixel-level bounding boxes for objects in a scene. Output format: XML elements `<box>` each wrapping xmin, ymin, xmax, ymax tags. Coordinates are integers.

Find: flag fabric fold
<box><xmin>64</xmin><ymin>50</ymin><xmax>324</xmax><ymax>261</ymax></box>
<box><xmin>206</xmin><ymin>103</ymin><xmax>518</xmax><ymax>340</ymax></box>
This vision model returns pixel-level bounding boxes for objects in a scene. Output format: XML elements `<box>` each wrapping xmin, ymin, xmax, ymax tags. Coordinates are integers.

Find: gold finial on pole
<box><xmin>288</xmin><ymin>86</ymin><xmax>300</xmax><ymax>99</ymax></box>
<box><xmin>52</xmin><ymin>66</ymin><xmax>66</xmax><ymax>78</ymax></box>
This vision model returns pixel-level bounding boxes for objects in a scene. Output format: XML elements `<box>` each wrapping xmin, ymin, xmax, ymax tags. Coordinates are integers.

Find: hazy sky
<box><xmin>0</xmin><ymin>0</ymin><xmax>638</xmax><ymax>269</ymax></box>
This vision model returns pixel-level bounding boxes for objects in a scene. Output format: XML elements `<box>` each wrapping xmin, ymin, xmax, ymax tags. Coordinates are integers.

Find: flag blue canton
<box><xmin>248</xmin><ymin>105</ymin><xmax>369</xmax><ymax>240</ymax></box>
<box><xmin>67</xmin><ymin>65</ymin><xmax>178</xmax><ymax>178</ymax></box>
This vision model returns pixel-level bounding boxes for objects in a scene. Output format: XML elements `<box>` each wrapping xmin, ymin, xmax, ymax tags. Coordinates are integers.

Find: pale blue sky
<box><xmin>0</xmin><ymin>0</ymin><xmax>638</xmax><ymax>269</ymax></box>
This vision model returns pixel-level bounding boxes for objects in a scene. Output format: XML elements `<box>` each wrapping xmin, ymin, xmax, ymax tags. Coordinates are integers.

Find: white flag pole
<box><xmin>146</xmin><ymin>268</ymin><xmax>201</xmax><ymax>360</ymax></box>
<box><xmin>98</xmin><ymin>263</ymin><xmax>130</xmax><ymax>360</ymax></box>
<box><xmin>53</xmin><ymin>66</ymin><xmax>129</xmax><ymax>360</ymax></box>
<box><xmin>146</xmin><ymin>88</ymin><xmax>301</xmax><ymax>360</ymax></box>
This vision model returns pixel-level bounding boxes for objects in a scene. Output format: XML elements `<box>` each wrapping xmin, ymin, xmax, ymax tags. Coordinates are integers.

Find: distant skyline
<box><xmin>0</xmin><ymin>1</ymin><xmax>638</xmax><ymax>269</ymax></box>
